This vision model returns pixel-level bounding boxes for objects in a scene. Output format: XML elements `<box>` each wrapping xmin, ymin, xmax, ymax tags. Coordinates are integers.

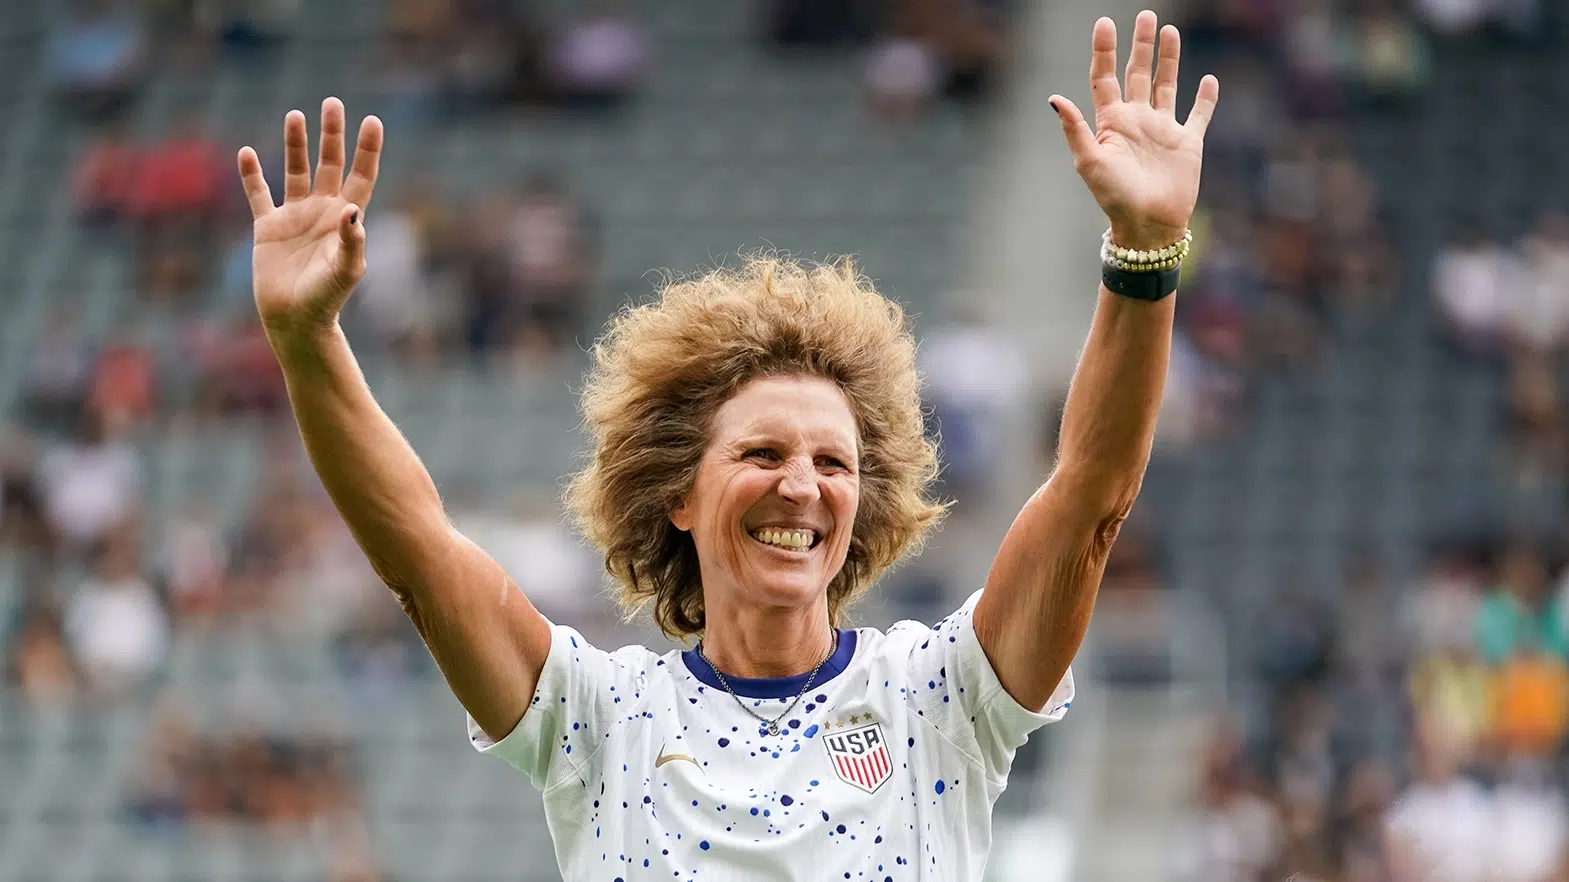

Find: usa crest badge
<box><xmin>822</xmin><ymin>720</ymin><xmax>892</xmax><ymax>794</ymax></box>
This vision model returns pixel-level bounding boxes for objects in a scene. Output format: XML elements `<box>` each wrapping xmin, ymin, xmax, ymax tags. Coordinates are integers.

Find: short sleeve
<box><xmin>903</xmin><ymin>591</ymin><xmax>1074</xmax><ymax>782</ymax></box>
<box><xmin>466</xmin><ymin>623</ymin><xmax>649</xmax><ymax>792</ymax></box>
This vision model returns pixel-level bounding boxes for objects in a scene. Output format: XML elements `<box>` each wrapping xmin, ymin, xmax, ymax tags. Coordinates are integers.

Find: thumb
<box><xmin>335</xmin><ymin>204</ymin><xmax>367</xmax><ymax>282</ymax></box>
<box><xmin>1049</xmin><ymin>95</ymin><xmax>1097</xmax><ymax>166</ymax></box>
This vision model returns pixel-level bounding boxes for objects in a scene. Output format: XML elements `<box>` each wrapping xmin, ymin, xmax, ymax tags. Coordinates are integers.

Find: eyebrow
<box><xmin>731</xmin><ymin>433</ymin><xmax>858</xmax><ymax>461</ymax></box>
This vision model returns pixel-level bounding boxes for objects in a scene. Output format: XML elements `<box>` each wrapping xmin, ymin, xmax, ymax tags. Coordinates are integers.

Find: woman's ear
<box><xmin>670</xmin><ymin>500</ymin><xmax>692</xmax><ymax>533</ymax></box>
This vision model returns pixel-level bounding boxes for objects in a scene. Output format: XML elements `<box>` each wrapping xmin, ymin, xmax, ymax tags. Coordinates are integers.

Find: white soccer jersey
<box><xmin>468</xmin><ymin>591</ymin><xmax>1074</xmax><ymax>881</ymax></box>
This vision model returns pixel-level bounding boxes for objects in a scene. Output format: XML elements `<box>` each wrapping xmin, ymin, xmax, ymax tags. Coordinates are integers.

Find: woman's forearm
<box><xmin>268</xmin><ymin>322</ymin><xmax>449</xmax><ymax>580</ymax></box>
<box><xmin>1051</xmin><ymin>284</ymin><xmax>1174</xmax><ymax>518</ymax></box>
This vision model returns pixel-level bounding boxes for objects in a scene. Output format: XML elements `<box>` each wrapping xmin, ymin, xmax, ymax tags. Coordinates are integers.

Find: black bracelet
<box><xmin>1101</xmin><ymin>263</ymin><xmax>1181</xmax><ymax>302</ymax></box>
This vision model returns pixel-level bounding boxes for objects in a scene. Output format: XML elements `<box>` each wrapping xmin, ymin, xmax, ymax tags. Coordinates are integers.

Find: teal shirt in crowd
<box><xmin>1475</xmin><ymin>591</ymin><xmax>1568</xmax><ymax>664</ymax></box>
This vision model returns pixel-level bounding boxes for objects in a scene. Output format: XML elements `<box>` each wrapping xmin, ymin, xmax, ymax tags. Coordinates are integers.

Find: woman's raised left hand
<box><xmin>1052</xmin><ymin>11</ymin><xmax>1219</xmax><ymax>253</ymax></box>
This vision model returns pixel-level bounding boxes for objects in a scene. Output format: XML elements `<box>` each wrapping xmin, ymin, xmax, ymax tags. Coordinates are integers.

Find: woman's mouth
<box><xmin>749</xmin><ymin>528</ymin><xmax>821</xmax><ymax>551</ymax></box>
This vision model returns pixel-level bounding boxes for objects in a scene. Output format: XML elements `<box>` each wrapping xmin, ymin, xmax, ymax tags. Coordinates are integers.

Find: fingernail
<box><xmin>349</xmin><ymin>209</ymin><xmax>359</xmax><ymax>224</ymax></box>
<box><xmin>1050</xmin><ymin>101</ymin><xmax>1061</xmax><ymax>117</ymax></box>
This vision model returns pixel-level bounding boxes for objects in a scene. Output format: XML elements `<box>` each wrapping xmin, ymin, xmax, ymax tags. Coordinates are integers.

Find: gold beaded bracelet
<box><xmin>1101</xmin><ymin>228</ymin><xmax>1193</xmax><ymax>270</ymax></box>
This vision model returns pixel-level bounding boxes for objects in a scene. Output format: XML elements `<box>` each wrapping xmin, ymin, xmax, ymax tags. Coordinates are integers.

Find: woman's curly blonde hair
<box><xmin>566</xmin><ymin>254</ymin><xmax>947</xmax><ymax>640</ymax></box>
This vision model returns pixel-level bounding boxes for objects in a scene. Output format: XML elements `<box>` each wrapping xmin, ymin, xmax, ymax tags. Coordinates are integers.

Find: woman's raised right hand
<box><xmin>237</xmin><ymin>97</ymin><xmax>383</xmax><ymax>341</ymax></box>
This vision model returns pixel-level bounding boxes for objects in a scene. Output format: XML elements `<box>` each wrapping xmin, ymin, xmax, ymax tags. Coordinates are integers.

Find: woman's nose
<box><xmin>776</xmin><ymin>459</ymin><xmax>820</xmax><ymax>506</ymax></box>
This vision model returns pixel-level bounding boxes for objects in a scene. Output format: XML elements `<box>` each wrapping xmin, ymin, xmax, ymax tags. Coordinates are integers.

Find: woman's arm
<box><xmin>973</xmin><ymin>11</ymin><xmax>1218</xmax><ymax>710</ymax></box>
<box><xmin>270</xmin><ymin>323</ymin><xmax>550</xmax><ymax>741</ymax></box>
<box><xmin>240</xmin><ymin>99</ymin><xmax>549</xmax><ymax>741</ymax></box>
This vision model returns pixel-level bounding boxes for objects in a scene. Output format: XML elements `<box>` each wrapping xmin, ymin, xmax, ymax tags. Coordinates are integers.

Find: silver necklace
<box><xmin>697</xmin><ymin>631</ymin><xmax>838</xmax><ymax>736</ymax></box>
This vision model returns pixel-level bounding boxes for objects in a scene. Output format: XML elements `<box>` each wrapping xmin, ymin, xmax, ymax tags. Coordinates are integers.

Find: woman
<box><xmin>237</xmin><ymin>10</ymin><xmax>1217</xmax><ymax>879</ymax></box>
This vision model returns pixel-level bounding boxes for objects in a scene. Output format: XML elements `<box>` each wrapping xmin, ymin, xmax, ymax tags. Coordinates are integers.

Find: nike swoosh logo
<box><xmin>655</xmin><ymin>745</ymin><xmax>700</xmax><ymax>770</ymax></box>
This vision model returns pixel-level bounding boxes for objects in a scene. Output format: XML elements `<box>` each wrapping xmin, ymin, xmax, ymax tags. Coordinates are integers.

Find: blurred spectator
<box><xmin>765</xmin><ymin>0</ymin><xmax>878</xmax><ymax>47</ymax></box>
<box><xmin>1407</xmin><ymin>644</ymin><xmax>1492</xmax><ymax>768</ymax></box>
<box><xmin>864</xmin><ymin>0</ymin><xmax>1009</xmax><ymax>122</ymax></box>
<box><xmin>355</xmin><ymin>187</ymin><xmax>448</xmax><ymax>358</ymax></box>
<box><xmin>381</xmin><ymin>0</ymin><xmax>548</xmax><ymax>116</ymax></box>
<box><xmin>0</xmin><ymin>428</ymin><xmax>53</xmax><ymax>554</ymax></box>
<box><xmin>919</xmin><ymin>308</ymin><xmax>1026</xmax><ymax>504</ymax></box>
<box><xmin>1384</xmin><ymin>720</ymin><xmax>1493</xmax><ymax>882</ymax></box>
<box><xmin>87</xmin><ymin>334</ymin><xmax>157</xmax><ymax>427</ymax></box>
<box><xmin>65</xmin><ymin>527</ymin><xmax>169</xmax><ymax>694</ymax></box>
<box><xmin>1345</xmin><ymin>0</ymin><xmax>1430</xmax><ymax>102</ymax></box>
<box><xmin>1489</xmin><ymin>754</ymin><xmax>1568</xmax><ymax>882</ymax></box>
<box><xmin>1507</xmin><ymin>211</ymin><xmax>1569</xmax><ymax>358</ymax></box>
<box><xmin>125</xmin><ymin>698</ymin><xmax>196</xmax><ymax>828</ymax></box>
<box><xmin>1475</xmin><ymin>542</ymin><xmax>1565</xmax><ymax>665</ymax></box>
<box><xmin>20</xmin><ymin>310</ymin><xmax>94</xmax><ymax>433</ymax></box>
<box><xmin>546</xmin><ymin>2</ymin><xmax>650</xmax><ymax>110</ymax></box>
<box><xmin>1415</xmin><ymin>0</ymin><xmax>1546</xmax><ymax>42</ymax></box>
<box><xmin>1253</xmin><ymin>578</ymin><xmax>1335</xmax><ymax>694</ymax></box>
<box><xmin>864</xmin><ymin>23</ymin><xmax>943</xmax><ymax>123</ymax></box>
<box><xmin>1415</xmin><ymin>0</ymin><xmax>1494</xmax><ymax>35</ymax></box>
<box><xmin>333</xmin><ymin>595</ymin><xmax>428</xmax><ymax>707</ymax></box>
<box><xmin>1332</xmin><ymin>757</ymin><xmax>1397</xmax><ymax>882</ymax></box>
<box><xmin>191</xmin><ymin>315</ymin><xmax>287</xmax><ymax>418</ymax></box>
<box><xmin>130</xmin><ymin>114</ymin><xmax>227</xmax><ymax>232</ymax></box>
<box><xmin>226</xmin><ymin>482</ymin><xmax>305</xmax><ymax>616</ymax></box>
<box><xmin>1496</xmin><ymin>355</ymin><xmax>1569</xmax><ymax>527</ymax></box>
<box><xmin>38</xmin><ymin>411</ymin><xmax>142</xmax><ymax>555</ymax></box>
<box><xmin>160</xmin><ymin>500</ymin><xmax>230</xmax><ymax>625</ymax></box>
<box><xmin>72</xmin><ymin>120</ymin><xmax>140</xmax><ymax>226</ymax></box>
<box><xmin>1489</xmin><ymin>640</ymin><xmax>1569</xmax><ymax>757</ymax></box>
<box><xmin>1089</xmin><ymin>538</ymin><xmax>1175</xmax><ymax>686</ymax></box>
<box><xmin>463</xmin><ymin>174</ymin><xmax>594</xmax><ymax>359</ymax></box>
<box><xmin>1184</xmin><ymin>715</ymin><xmax>1282</xmax><ymax>882</ymax></box>
<box><xmin>45</xmin><ymin>0</ymin><xmax>148</xmax><ymax>120</ymax></box>
<box><xmin>1400</xmin><ymin>543</ymin><xmax>1485</xmax><ymax>657</ymax></box>
<box><xmin>154</xmin><ymin>723</ymin><xmax>360</xmax><ymax>826</ymax></box>
<box><xmin>7</xmin><ymin>601</ymin><xmax>80</xmax><ymax>710</ymax></box>
<box><xmin>451</xmin><ymin>491</ymin><xmax>601</xmax><ymax>628</ymax></box>
<box><xmin>1432</xmin><ymin>223</ymin><xmax>1516</xmax><ymax>358</ymax></box>
<box><xmin>193</xmin><ymin>0</ymin><xmax>300</xmax><ymax>54</ymax></box>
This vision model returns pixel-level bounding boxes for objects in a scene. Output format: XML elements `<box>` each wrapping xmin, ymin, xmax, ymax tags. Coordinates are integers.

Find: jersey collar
<box><xmin>682</xmin><ymin>629</ymin><xmax>858</xmax><ymax>699</ymax></box>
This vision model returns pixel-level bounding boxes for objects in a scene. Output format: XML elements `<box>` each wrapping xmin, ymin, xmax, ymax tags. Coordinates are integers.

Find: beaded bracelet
<box><xmin>1100</xmin><ymin>228</ymin><xmax>1191</xmax><ymax>302</ymax></box>
<box><xmin>1101</xmin><ymin>228</ymin><xmax>1193</xmax><ymax>268</ymax></box>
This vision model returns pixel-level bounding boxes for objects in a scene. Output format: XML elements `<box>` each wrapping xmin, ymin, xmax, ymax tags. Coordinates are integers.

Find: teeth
<box><xmin>752</xmin><ymin>529</ymin><xmax>816</xmax><ymax>550</ymax></box>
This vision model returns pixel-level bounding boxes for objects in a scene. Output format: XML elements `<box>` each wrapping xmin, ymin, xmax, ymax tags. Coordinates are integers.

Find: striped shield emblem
<box><xmin>822</xmin><ymin>721</ymin><xmax>892</xmax><ymax>794</ymax></box>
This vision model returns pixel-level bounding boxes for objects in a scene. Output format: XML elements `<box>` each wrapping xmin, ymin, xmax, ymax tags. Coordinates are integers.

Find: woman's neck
<box><xmin>699</xmin><ymin>600</ymin><xmax>835</xmax><ymax>679</ymax></box>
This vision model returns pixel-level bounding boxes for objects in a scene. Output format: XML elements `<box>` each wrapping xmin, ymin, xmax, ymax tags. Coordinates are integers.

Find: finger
<box><xmin>1124</xmin><ymin>10</ymin><xmax>1159</xmax><ymax>106</ymax></box>
<box><xmin>1050</xmin><ymin>96</ymin><xmax>1098</xmax><ymax>167</ymax></box>
<box><xmin>340</xmin><ymin>115</ymin><xmax>384</xmax><ymax>211</ymax></box>
<box><xmin>336</xmin><ymin>203</ymin><xmax>367</xmax><ymax>284</ymax></box>
<box><xmin>314</xmin><ymin>97</ymin><xmax>346</xmax><ymax>197</ymax></box>
<box><xmin>1184</xmin><ymin>74</ymin><xmax>1220</xmax><ymax>137</ymax></box>
<box><xmin>283</xmin><ymin>109</ymin><xmax>311</xmax><ymax>201</ymax></box>
<box><xmin>236</xmin><ymin>146</ymin><xmax>274</xmax><ymax>219</ymax></box>
<box><xmin>1089</xmin><ymin>17</ymin><xmax>1121</xmax><ymax>114</ymax></box>
<box><xmin>1153</xmin><ymin>24</ymin><xmax>1181</xmax><ymax>114</ymax></box>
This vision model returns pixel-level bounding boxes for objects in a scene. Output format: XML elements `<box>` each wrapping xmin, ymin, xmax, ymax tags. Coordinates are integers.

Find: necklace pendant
<box><xmin>767</xmin><ymin>721</ymin><xmax>781</xmax><ymax>736</ymax></box>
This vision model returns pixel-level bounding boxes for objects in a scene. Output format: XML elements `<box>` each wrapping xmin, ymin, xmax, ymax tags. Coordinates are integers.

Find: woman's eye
<box><xmin>816</xmin><ymin>456</ymin><xmax>847</xmax><ymax>470</ymax></box>
<box><xmin>744</xmin><ymin>448</ymin><xmax>780</xmax><ymax>461</ymax></box>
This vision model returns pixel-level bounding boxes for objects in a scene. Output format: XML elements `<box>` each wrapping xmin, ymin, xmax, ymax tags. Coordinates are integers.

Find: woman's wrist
<box><xmin>1107</xmin><ymin>220</ymin><xmax>1190</xmax><ymax>254</ymax></box>
<box><xmin>264</xmin><ymin>314</ymin><xmax>348</xmax><ymax>368</ymax></box>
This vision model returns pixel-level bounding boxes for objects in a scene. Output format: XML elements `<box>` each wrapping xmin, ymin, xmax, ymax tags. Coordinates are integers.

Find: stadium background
<box><xmin>2</xmin><ymin>0</ymin><xmax>1567</xmax><ymax>880</ymax></box>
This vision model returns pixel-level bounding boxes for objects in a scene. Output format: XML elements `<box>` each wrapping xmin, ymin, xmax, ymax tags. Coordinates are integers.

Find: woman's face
<box><xmin>672</xmin><ymin>374</ymin><xmax>861</xmax><ymax>616</ymax></box>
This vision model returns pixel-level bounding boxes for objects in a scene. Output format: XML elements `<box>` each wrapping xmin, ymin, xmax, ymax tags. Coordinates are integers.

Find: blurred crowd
<box><xmin>1161</xmin><ymin>2</ymin><xmax>1569</xmax><ymax>881</ymax></box>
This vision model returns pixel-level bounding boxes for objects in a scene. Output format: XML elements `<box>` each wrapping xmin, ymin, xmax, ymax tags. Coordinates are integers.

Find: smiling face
<box><xmin>671</xmin><ymin>374</ymin><xmax>861</xmax><ymax>617</ymax></box>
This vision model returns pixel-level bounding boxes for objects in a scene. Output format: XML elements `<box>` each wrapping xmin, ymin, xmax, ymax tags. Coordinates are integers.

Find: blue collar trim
<box><xmin>682</xmin><ymin>630</ymin><xmax>857</xmax><ymax>699</ymax></box>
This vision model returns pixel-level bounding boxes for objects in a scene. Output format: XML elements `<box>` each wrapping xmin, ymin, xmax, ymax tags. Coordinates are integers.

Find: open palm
<box><xmin>237</xmin><ymin>98</ymin><xmax>383</xmax><ymax>338</ymax></box>
<box><xmin>1052</xmin><ymin>12</ymin><xmax>1219</xmax><ymax>253</ymax></box>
